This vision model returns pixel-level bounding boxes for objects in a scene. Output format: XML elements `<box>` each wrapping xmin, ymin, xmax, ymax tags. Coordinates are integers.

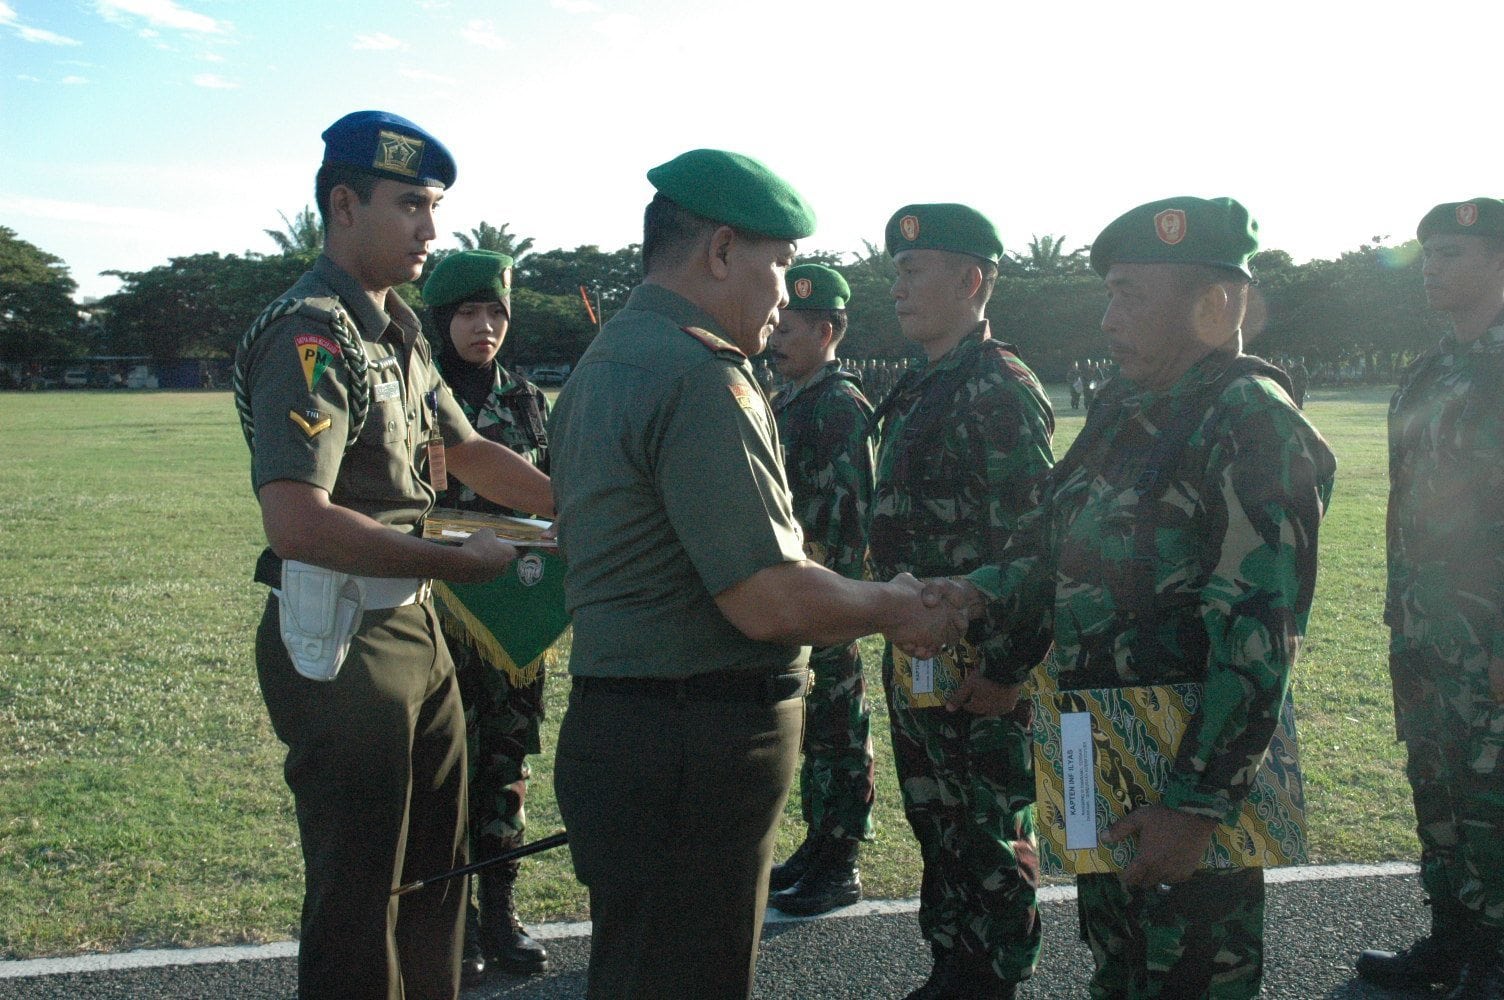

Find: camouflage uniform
<box><xmin>772</xmin><ymin>359</ymin><xmax>876</xmax><ymax>842</ymax></box>
<box><xmin>969</xmin><ymin>351</ymin><xmax>1335</xmax><ymax>999</ymax></box>
<box><xmin>1387</xmin><ymin>320</ymin><xmax>1504</xmax><ymax>934</ymax></box>
<box><xmin>867</xmin><ymin>323</ymin><xmax>1055</xmax><ymax>986</ymax></box>
<box><xmin>434</xmin><ymin>363</ymin><xmax>551</xmax><ymax>861</ymax></box>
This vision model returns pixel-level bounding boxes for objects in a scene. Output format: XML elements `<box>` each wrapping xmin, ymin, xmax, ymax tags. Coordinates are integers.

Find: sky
<box><xmin>4</xmin><ymin>0</ymin><xmax>1504</xmax><ymax>302</ymax></box>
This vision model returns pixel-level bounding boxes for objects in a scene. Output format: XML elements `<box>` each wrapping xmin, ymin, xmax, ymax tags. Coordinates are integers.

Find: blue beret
<box><xmin>321</xmin><ymin>110</ymin><xmax>456</xmax><ymax>189</ymax></box>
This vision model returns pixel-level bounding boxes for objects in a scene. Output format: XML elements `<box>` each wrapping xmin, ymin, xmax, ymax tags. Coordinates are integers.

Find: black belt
<box><xmin>572</xmin><ymin>667</ymin><xmax>808</xmax><ymax>704</ymax></box>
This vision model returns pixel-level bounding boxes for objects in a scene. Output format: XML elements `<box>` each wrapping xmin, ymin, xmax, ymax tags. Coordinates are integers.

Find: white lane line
<box><xmin>0</xmin><ymin>861</ymin><xmax>1421</xmax><ymax>979</ymax></box>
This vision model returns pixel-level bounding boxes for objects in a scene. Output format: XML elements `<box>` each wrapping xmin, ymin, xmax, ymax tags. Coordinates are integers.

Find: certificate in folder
<box><xmin>1033</xmin><ymin>660</ymin><xmax>1307</xmax><ymax>875</ymax></box>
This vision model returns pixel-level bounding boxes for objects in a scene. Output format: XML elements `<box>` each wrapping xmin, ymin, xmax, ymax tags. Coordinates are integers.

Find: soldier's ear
<box><xmin>1190</xmin><ymin>282</ymin><xmax>1236</xmax><ymax>344</ymax></box>
<box><xmin>818</xmin><ymin>320</ymin><xmax>836</xmax><ymax>350</ymax></box>
<box><xmin>706</xmin><ymin>226</ymin><xmax>737</xmax><ymax>280</ymax></box>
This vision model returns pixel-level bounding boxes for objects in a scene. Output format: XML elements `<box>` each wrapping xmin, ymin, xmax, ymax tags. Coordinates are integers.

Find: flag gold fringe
<box><xmin>433</xmin><ymin>580</ymin><xmax>549</xmax><ymax>687</ymax></box>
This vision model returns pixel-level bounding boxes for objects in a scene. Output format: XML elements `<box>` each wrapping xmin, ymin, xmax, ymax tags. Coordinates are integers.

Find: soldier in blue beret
<box><xmin>233</xmin><ymin>111</ymin><xmax>551</xmax><ymax>1000</ymax></box>
<box><xmin>549</xmin><ymin>151</ymin><xmax>965</xmax><ymax>998</ymax></box>
<box><xmin>1358</xmin><ymin>199</ymin><xmax>1504</xmax><ymax>998</ymax></box>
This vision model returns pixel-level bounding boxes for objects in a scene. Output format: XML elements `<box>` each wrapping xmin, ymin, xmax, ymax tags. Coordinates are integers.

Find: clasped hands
<box><xmin>881</xmin><ymin>574</ymin><xmax>1020</xmax><ymax>717</ymax></box>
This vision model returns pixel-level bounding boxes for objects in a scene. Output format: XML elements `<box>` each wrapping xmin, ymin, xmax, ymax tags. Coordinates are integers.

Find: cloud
<box><xmin>461</xmin><ymin>19</ymin><xmax>506</xmax><ymax>51</ymax></box>
<box><xmin>0</xmin><ymin>2</ymin><xmax>82</xmax><ymax>44</ymax></box>
<box><xmin>352</xmin><ymin>31</ymin><xmax>405</xmax><ymax>50</ymax></box>
<box><xmin>551</xmin><ymin>0</ymin><xmax>602</xmax><ymax>12</ymax></box>
<box><xmin>19</xmin><ymin>25</ymin><xmax>82</xmax><ymax>44</ymax></box>
<box><xmin>592</xmin><ymin>12</ymin><xmax>642</xmax><ymax>41</ymax></box>
<box><xmin>399</xmin><ymin>66</ymin><xmax>456</xmax><ymax>85</ymax></box>
<box><xmin>16</xmin><ymin>73</ymin><xmax>40</xmax><ymax>82</ymax></box>
<box><xmin>192</xmin><ymin>72</ymin><xmax>235</xmax><ymax>89</ymax></box>
<box><xmin>61</xmin><ymin>75</ymin><xmax>88</xmax><ymax>85</ymax></box>
<box><xmin>0</xmin><ymin>195</ymin><xmax>172</xmax><ymax>228</ymax></box>
<box><xmin>95</xmin><ymin>0</ymin><xmax>228</xmax><ymax>35</ymax></box>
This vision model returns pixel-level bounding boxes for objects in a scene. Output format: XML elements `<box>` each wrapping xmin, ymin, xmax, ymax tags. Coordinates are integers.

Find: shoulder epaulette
<box><xmin>681</xmin><ymin>325</ymin><xmax>745</xmax><ymax>357</ymax></box>
<box><xmin>232</xmin><ymin>295</ymin><xmax>371</xmax><ymax>454</ymax></box>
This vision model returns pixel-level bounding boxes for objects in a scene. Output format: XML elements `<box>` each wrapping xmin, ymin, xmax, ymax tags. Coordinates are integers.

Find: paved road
<box><xmin>0</xmin><ymin>867</ymin><xmax>1440</xmax><ymax>999</ymax></box>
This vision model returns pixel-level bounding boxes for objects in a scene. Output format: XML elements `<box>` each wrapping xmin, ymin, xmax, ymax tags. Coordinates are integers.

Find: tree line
<box><xmin>0</xmin><ymin>212</ymin><xmax>1447</xmax><ymax>382</ymax></box>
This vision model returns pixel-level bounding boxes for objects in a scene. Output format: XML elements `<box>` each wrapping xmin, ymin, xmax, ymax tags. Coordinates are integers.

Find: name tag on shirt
<box><xmin>373</xmin><ymin>380</ymin><xmax>401</xmax><ymax>403</ymax></box>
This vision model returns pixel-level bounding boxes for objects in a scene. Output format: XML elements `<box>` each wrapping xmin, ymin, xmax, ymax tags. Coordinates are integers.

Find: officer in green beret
<box><xmin>763</xmin><ymin>264</ymin><xmax>877</xmax><ymax>917</ymax></box>
<box><xmin>423</xmin><ymin>250</ymin><xmax>552</xmax><ymax>984</ymax></box>
<box><xmin>549</xmin><ymin>150</ymin><xmax>965</xmax><ymax>999</ymax></box>
<box><xmin>869</xmin><ymin>202</ymin><xmax>1055</xmax><ymax>1000</ymax></box>
<box><xmin>233</xmin><ymin>111</ymin><xmax>554</xmax><ymax>1000</ymax></box>
<box><xmin>926</xmin><ymin>195</ymin><xmax>1336</xmax><ymax>999</ymax></box>
<box><xmin>1358</xmin><ymin>198</ymin><xmax>1504</xmax><ymax>998</ymax></box>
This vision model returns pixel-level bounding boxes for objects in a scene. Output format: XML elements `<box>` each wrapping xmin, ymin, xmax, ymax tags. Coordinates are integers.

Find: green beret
<box><xmin>423</xmin><ymin>251</ymin><xmax>515</xmax><ymax>312</ymax></box>
<box><xmin>1090</xmin><ymin>196</ymin><xmax>1259</xmax><ymax>278</ymax></box>
<box><xmin>884</xmin><ymin>203</ymin><xmax>1003</xmax><ymax>263</ymax></box>
<box><xmin>647</xmin><ymin>148</ymin><xmax>816</xmax><ymax>241</ymax></box>
<box><xmin>321</xmin><ymin>110</ymin><xmax>456</xmax><ymax>189</ymax></box>
<box><xmin>785</xmin><ymin>264</ymin><xmax>850</xmax><ymax>311</ymax></box>
<box><xmin>1417</xmin><ymin>198</ymin><xmax>1504</xmax><ymax>242</ymax></box>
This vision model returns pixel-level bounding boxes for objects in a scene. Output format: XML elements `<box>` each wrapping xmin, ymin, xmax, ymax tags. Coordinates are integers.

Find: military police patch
<box><xmin>1457</xmin><ymin>202</ymin><xmax>1479</xmax><ymax>227</ymax></box>
<box><xmin>295</xmin><ymin>333</ymin><xmax>341</xmax><ymax>392</ymax></box>
<box><xmin>794</xmin><ymin>277</ymin><xmax>813</xmax><ymax>299</ymax></box>
<box><xmin>728</xmin><ymin>383</ymin><xmax>756</xmax><ymax>411</ymax></box>
<box><xmin>374</xmin><ymin>129</ymin><xmax>423</xmax><ymax>178</ymax></box>
<box><xmin>899</xmin><ymin>214</ymin><xmax>920</xmax><ymax>241</ymax></box>
<box><xmin>1155</xmin><ymin>208</ymin><xmax>1187</xmax><ymax>245</ymax></box>
<box><xmin>288</xmin><ymin>408</ymin><xmax>332</xmax><ymax>438</ymax></box>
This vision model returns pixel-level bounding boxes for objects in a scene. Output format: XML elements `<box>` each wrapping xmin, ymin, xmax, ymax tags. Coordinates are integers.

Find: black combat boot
<box><xmin>460</xmin><ymin>903</ymin><xmax>487</xmax><ymax>986</ymax></box>
<box><xmin>770</xmin><ymin>837</ymin><xmax>862</xmax><ymax>916</ymax></box>
<box><xmin>1446</xmin><ymin>930</ymin><xmax>1504</xmax><ymax>1000</ymax></box>
<box><xmin>478</xmin><ymin>863</ymin><xmax>549</xmax><ymax>974</ymax></box>
<box><xmin>769</xmin><ymin>832</ymin><xmax>823</xmax><ymax>893</ymax></box>
<box><xmin>1357</xmin><ymin>895</ymin><xmax>1469</xmax><ymax>988</ymax></box>
<box><xmin>903</xmin><ymin>947</ymin><xmax>960</xmax><ymax>1000</ymax></box>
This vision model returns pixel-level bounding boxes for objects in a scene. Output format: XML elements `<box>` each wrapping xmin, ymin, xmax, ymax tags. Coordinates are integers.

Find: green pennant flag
<box><xmin>433</xmin><ymin>550</ymin><xmax>569</xmax><ymax>686</ymax></box>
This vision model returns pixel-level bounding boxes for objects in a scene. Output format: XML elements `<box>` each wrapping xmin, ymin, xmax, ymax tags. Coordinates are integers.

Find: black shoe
<box><xmin>1358</xmin><ymin>896</ymin><xmax>1469</xmax><ymax>988</ymax></box>
<box><xmin>769</xmin><ymin>833</ymin><xmax>822</xmax><ymax>893</ymax></box>
<box><xmin>903</xmin><ymin>953</ymin><xmax>961</xmax><ymax>1000</ymax></box>
<box><xmin>1447</xmin><ymin>936</ymin><xmax>1504</xmax><ymax>1000</ymax></box>
<box><xmin>479</xmin><ymin>865</ymin><xmax>549</xmax><ymax>975</ymax></box>
<box><xmin>460</xmin><ymin>907</ymin><xmax>487</xmax><ymax>987</ymax></box>
<box><xmin>771</xmin><ymin>838</ymin><xmax>861</xmax><ymax>916</ymax></box>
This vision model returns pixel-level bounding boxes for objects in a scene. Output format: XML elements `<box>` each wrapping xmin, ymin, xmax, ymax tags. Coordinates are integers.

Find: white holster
<box><xmin>276</xmin><ymin>562</ymin><xmax>432</xmax><ymax>682</ymax></box>
<box><xmin>278</xmin><ymin>561</ymin><xmax>364</xmax><ymax>682</ymax></box>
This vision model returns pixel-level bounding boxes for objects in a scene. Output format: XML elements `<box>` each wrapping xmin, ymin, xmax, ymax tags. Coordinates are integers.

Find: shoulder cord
<box><xmin>232</xmin><ymin>298</ymin><xmax>371</xmax><ymax>453</ymax></box>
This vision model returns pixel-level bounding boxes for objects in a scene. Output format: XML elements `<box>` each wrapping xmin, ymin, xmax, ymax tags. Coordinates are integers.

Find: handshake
<box><xmin>881</xmin><ymin>573</ymin><xmax>986</xmax><ymax>659</ymax></box>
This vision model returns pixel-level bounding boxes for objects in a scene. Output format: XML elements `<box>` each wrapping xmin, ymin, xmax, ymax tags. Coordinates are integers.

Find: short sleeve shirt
<box><xmin>549</xmin><ymin>283</ymin><xmax>808</xmax><ymax>679</ymax></box>
<box><xmin>242</xmin><ymin>255</ymin><xmax>472</xmax><ymax>534</ymax></box>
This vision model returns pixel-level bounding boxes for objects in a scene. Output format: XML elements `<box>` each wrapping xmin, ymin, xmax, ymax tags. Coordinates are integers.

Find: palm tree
<box><xmin>454</xmin><ymin>221</ymin><xmax>534</xmax><ymax>260</ymax></box>
<box><xmin>1011</xmin><ymin>234</ymin><xmax>1089</xmax><ymax>275</ymax></box>
<box><xmin>264</xmin><ymin>207</ymin><xmax>323</xmax><ymax>255</ymax></box>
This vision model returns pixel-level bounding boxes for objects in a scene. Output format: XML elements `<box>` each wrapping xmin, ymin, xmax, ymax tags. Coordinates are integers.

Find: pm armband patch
<box><xmin>295</xmin><ymin>333</ymin><xmax>342</xmax><ymax>392</ymax></box>
<box><xmin>727</xmin><ymin>383</ymin><xmax>756</xmax><ymax>411</ymax></box>
<box><xmin>289</xmin><ymin>408</ymin><xmax>332</xmax><ymax>438</ymax></box>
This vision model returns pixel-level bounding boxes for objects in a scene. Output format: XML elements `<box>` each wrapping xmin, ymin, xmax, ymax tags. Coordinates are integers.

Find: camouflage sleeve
<box><xmin>966</xmin><ymin>493</ymin><xmax>1057</xmax><ymax>685</ymax></box>
<box><xmin>809</xmin><ymin>384</ymin><xmax>875</xmax><ymax>582</ymax></box>
<box><xmin>961</xmin><ymin>365</ymin><xmax>1054</xmax><ymax>682</ymax></box>
<box><xmin>1164</xmin><ymin>378</ymin><xmax>1336</xmax><ymax>822</ymax></box>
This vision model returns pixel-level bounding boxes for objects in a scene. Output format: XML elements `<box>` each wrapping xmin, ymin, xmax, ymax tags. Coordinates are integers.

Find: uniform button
<box><xmin>387</xmin><ymin>420</ymin><xmax>396</xmax><ymax>433</ymax></box>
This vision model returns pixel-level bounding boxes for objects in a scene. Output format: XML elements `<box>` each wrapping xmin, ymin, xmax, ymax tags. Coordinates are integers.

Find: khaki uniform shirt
<box><xmin>550</xmin><ymin>283</ymin><xmax>808</xmax><ymax>679</ymax></box>
<box><xmin>244</xmin><ymin>255</ymin><xmax>472</xmax><ymax>533</ymax></box>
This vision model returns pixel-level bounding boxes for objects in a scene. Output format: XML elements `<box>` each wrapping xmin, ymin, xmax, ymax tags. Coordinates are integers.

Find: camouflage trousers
<box><xmin>1391</xmin><ymin>634</ymin><xmax>1504</xmax><ymax>929</ymax></box>
<box><xmin>450</xmin><ymin>632</ymin><xmax>546</xmax><ymax>859</ymax></box>
<box><xmin>798</xmin><ymin>641</ymin><xmax>875</xmax><ymax>842</ymax></box>
<box><xmin>1077</xmin><ymin>868</ymin><xmax>1265</xmax><ymax>1000</ymax></box>
<box><xmin>883</xmin><ymin>647</ymin><xmax>1041</xmax><ymax>985</ymax></box>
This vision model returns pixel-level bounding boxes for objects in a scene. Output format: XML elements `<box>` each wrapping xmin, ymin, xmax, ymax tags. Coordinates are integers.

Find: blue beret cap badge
<box><xmin>375</xmin><ymin>130</ymin><xmax>423</xmax><ymax>179</ymax></box>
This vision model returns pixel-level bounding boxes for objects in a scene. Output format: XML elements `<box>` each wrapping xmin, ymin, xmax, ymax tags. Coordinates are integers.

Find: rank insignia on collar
<box><xmin>295</xmin><ymin>333</ymin><xmax>341</xmax><ymax>393</ymax></box>
<box><xmin>794</xmin><ymin>277</ymin><xmax>813</xmax><ymax>299</ymax></box>
<box><xmin>899</xmin><ymin>214</ymin><xmax>920</xmax><ymax>241</ymax></box>
<box><xmin>374</xmin><ymin>129</ymin><xmax>423</xmax><ymax>178</ymax></box>
<box><xmin>1154</xmin><ymin>208</ymin><xmax>1187</xmax><ymax>245</ymax></box>
<box><xmin>289</xmin><ymin>408</ymin><xmax>332</xmax><ymax>438</ymax></box>
<box><xmin>727</xmin><ymin>383</ymin><xmax>756</xmax><ymax>411</ymax></box>
<box><xmin>1458</xmin><ymin>203</ymin><xmax>1479</xmax><ymax>227</ymax></box>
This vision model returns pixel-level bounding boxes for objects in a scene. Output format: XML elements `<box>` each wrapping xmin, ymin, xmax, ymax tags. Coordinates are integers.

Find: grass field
<box><xmin>0</xmin><ymin>385</ymin><xmax>1406</xmax><ymax>959</ymax></box>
